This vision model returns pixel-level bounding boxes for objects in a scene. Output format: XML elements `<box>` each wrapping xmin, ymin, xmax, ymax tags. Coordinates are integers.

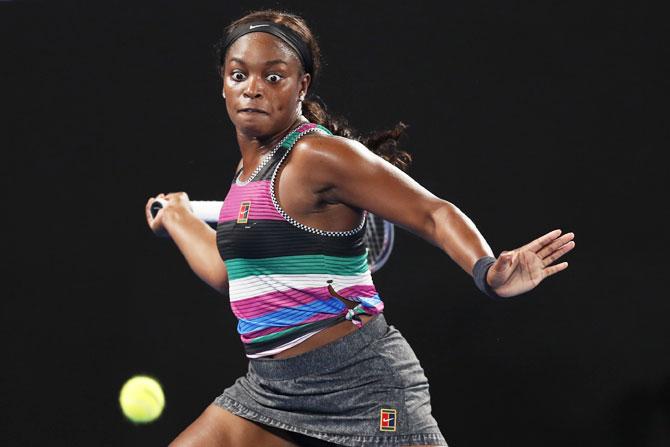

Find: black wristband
<box><xmin>473</xmin><ymin>256</ymin><xmax>500</xmax><ymax>299</ymax></box>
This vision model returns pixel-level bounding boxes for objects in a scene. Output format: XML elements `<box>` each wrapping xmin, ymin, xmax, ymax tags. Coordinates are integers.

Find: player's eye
<box><xmin>266</xmin><ymin>74</ymin><xmax>282</xmax><ymax>83</ymax></box>
<box><xmin>231</xmin><ymin>71</ymin><xmax>246</xmax><ymax>81</ymax></box>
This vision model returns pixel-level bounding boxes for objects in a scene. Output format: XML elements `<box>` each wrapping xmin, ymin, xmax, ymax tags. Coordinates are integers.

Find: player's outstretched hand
<box><xmin>487</xmin><ymin>229</ymin><xmax>575</xmax><ymax>298</ymax></box>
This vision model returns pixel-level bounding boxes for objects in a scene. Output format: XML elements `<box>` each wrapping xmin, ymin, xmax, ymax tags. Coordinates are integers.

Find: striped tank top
<box><xmin>216</xmin><ymin>123</ymin><xmax>384</xmax><ymax>358</ymax></box>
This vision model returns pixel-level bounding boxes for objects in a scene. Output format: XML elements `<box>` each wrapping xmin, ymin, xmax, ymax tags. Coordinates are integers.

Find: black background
<box><xmin>2</xmin><ymin>0</ymin><xmax>668</xmax><ymax>446</ymax></box>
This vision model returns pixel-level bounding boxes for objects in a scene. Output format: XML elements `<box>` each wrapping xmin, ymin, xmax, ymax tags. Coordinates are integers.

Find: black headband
<box><xmin>220</xmin><ymin>21</ymin><xmax>314</xmax><ymax>76</ymax></box>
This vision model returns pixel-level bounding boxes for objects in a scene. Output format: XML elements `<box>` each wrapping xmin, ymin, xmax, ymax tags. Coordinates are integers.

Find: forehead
<box><xmin>225</xmin><ymin>33</ymin><xmax>301</xmax><ymax>66</ymax></box>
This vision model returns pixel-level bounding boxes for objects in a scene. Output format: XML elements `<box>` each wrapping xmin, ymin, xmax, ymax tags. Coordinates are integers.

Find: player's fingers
<box><xmin>145</xmin><ymin>199</ymin><xmax>156</xmax><ymax>223</ymax></box>
<box><xmin>145</xmin><ymin>196</ymin><xmax>156</xmax><ymax>213</ymax></box>
<box><xmin>543</xmin><ymin>261</ymin><xmax>569</xmax><ymax>278</ymax></box>
<box><xmin>538</xmin><ymin>232</ymin><xmax>574</xmax><ymax>259</ymax></box>
<box><xmin>168</xmin><ymin>191</ymin><xmax>189</xmax><ymax>203</ymax></box>
<box><xmin>542</xmin><ymin>241</ymin><xmax>575</xmax><ymax>267</ymax></box>
<box><xmin>522</xmin><ymin>229</ymin><xmax>562</xmax><ymax>253</ymax></box>
<box><xmin>146</xmin><ymin>196</ymin><xmax>167</xmax><ymax>222</ymax></box>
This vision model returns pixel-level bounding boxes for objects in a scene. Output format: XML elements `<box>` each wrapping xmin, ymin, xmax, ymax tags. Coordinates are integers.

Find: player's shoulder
<box><xmin>292</xmin><ymin>132</ymin><xmax>370</xmax><ymax>167</ymax></box>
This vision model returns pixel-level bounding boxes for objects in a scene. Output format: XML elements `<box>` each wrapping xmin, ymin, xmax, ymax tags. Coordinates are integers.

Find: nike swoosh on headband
<box><xmin>249</xmin><ymin>24</ymin><xmax>270</xmax><ymax>29</ymax></box>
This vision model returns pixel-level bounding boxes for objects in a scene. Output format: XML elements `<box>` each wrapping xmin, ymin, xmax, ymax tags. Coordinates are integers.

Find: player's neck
<box><xmin>236</xmin><ymin>117</ymin><xmax>307</xmax><ymax>175</ymax></box>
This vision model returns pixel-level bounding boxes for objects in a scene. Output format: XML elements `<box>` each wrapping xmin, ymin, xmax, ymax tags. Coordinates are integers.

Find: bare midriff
<box><xmin>270</xmin><ymin>298</ymin><xmax>375</xmax><ymax>359</ymax></box>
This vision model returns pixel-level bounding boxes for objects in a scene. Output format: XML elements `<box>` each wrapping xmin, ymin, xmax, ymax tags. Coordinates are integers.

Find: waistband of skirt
<box><xmin>248</xmin><ymin>313</ymin><xmax>388</xmax><ymax>380</ymax></box>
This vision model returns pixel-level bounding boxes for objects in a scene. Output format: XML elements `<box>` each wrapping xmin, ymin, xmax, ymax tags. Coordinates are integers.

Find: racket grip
<box><xmin>150</xmin><ymin>198</ymin><xmax>168</xmax><ymax>218</ymax></box>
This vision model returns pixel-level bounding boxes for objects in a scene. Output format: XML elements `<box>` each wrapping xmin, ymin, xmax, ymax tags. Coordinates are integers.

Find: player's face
<box><xmin>222</xmin><ymin>33</ymin><xmax>310</xmax><ymax>139</ymax></box>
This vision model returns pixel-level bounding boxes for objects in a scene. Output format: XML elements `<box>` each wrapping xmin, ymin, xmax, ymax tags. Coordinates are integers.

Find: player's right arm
<box><xmin>145</xmin><ymin>192</ymin><xmax>229</xmax><ymax>295</ymax></box>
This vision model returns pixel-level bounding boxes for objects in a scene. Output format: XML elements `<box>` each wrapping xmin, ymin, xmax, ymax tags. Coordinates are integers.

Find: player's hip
<box><xmin>214</xmin><ymin>314</ymin><xmax>448</xmax><ymax>445</ymax></box>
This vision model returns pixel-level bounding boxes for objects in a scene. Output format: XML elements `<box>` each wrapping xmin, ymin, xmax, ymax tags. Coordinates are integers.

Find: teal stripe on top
<box><xmin>226</xmin><ymin>253</ymin><xmax>369</xmax><ymax>280</ymax></box>
<box><xmin>280</xmin><ymin>124</ymin><xmax>332</xmax><ymax>149</ymax></box>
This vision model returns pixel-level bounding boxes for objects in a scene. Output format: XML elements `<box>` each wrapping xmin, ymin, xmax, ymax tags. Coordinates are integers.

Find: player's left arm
<box><xmin>303</xmin><ymin>135</ymin><xmax>575</xmax><ymax>297</ymax></box>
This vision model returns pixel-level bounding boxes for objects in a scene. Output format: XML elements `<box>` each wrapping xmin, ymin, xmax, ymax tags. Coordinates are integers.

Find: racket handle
<box><xmin>149</xmin><ymin>198</ymin><xmax>167</xmax><ymax>218</ymax></box>
<box><xmin>150</xmin><ymin>199</ymin><xmax>223</xmax><ymax>223</ymax></box>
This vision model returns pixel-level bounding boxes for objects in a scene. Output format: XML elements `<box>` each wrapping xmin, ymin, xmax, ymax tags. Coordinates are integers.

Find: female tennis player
<box><xmin>145</xmin><ymin>10</ymin><xmax>575</xmax><ymax>447</ymax></box>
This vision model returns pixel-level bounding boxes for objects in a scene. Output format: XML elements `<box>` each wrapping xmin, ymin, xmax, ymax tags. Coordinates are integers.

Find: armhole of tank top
<box><xmin>269</xmin><ymin>130</ymin><xmax>367</xmax><ymax>238</ymax></box>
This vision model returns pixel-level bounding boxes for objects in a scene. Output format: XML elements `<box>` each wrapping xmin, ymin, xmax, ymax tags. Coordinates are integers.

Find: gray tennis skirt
<box><xmin>213</xmin><ymin>314</ymin><xmax>448</xmax><ymax>446</ymax></box>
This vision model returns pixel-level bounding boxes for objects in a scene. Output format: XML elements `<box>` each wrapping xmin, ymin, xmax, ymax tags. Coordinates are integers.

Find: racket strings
<box><xmin>364</xmin><ymin>213</ymin><xmax>394</xmax><ymax>273</ymax></box>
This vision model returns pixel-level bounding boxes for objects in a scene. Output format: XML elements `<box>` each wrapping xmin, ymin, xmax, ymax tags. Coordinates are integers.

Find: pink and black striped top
<box><xmin>216</xmin><ymin>123</ymin><xmax>384</xmax><ymax>358</ymax></box>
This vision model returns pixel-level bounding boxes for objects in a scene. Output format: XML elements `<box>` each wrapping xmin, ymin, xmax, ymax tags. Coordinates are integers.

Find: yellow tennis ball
<box><xmin>119</xmin><ymin>375</ymin><xmax>165</xmax><ymax>424</ymax></box>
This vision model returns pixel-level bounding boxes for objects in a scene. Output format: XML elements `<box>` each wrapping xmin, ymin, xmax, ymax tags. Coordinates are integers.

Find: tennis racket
<box><xmin>150</xmin><ymin>199</ymin><xmax>394</xmax><ymax>273</ymax></box>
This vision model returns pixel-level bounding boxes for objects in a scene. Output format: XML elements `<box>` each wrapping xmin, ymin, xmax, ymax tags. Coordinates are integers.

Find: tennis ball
<box><xmin>119</xmin><ymin>375</ymin><xmax>165</xmax><ymax>424</ymax></box>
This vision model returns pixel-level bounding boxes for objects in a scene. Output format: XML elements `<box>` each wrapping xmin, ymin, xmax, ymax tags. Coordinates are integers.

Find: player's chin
<box><xmin>232</xmin><ymin>115</ymin><xmax>272</xmax><ymax>136</ymax></box>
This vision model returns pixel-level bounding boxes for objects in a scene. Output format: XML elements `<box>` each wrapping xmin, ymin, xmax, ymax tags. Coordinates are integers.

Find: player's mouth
<box><xmin>238</xmin><ymin>108</ymin><xmax>268</xmax><ymax>114</ymax></box>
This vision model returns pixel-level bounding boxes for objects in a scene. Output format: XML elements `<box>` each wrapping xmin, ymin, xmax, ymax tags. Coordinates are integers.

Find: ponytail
<box><xmin>303</xmin><ymin>98</ymin><xmax>412</xmax><ymax>172</ymax></box>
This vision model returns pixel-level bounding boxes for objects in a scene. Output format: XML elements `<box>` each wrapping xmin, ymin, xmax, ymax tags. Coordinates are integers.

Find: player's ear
<box><xmin>299</xmin><ymin>73</ymin><xmax>311</xmax><ymax>101</ymax></box>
